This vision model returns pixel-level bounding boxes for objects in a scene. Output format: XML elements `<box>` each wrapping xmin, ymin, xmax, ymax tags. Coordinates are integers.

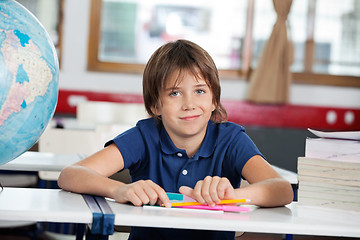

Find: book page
<box><xmin>308</xmin><ymin>128</ymin><xmax>360</xmax><ymax>140</ymax></box>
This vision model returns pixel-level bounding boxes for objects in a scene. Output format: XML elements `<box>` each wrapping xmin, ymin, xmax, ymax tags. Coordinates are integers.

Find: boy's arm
<box><xmin>179</xmin><ymin>155</ymin><xmax>293</xmax><ymax>207</ymax></box>
<box><xmin>58</xmin><ymin>143</ymin><xmax>171</xmax><ymax>207</ymax></box>
<box><xmin>58</xmin><ymin>144</ymin><xmax>125</xmax><ymax>198</ymax></box>
<box><xmin>237</xmin><ymin>155</ymin><xmax>294</xmax><ymax>207</ymax></box>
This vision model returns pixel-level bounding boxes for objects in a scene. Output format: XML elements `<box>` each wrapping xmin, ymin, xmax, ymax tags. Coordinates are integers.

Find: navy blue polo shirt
<box><xmin>106</xmin><ymin>118</ymin><xmax>263</xmax><ymax>240</ymax></box>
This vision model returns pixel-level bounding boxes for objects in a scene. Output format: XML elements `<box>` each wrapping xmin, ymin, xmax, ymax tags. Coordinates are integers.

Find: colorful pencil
<box><xmin>161</xmin><ymin>199</ymin><xmax>251</xmax><ymax>207</ymax></box>
<box><xmin>175</xmin><ymin>205</ymin><xmax>250</xmax><ymax>212</ymax></box>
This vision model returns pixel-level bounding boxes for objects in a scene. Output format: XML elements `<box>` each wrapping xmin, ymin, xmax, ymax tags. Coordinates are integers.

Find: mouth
<box><xmin>180</xmin><ymin>115</ymin><xmax>200</xmax><ymax>121</ymax></box>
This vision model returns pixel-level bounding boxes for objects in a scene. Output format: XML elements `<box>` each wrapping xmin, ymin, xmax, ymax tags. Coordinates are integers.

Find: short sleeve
<box><xmin>229</xmin><ymin>130</ymin><xmax>264</xmax><ymax>175</ymax></box>
<box><xmin>217</xmin><ymin>123</ymin><xmax>264</xmax><ymax>183</ymax></box>
<box><xmin>105</xmin><ymin>126</ymin><xmax>146</xmax><ymax>169</ymax></box>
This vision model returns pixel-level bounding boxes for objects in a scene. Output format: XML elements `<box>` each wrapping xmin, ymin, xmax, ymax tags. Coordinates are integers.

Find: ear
<box><xmin>211</xmin><ymin>102</ymin><xmax>216</xmax><ymax>112</ymax></box>
<box><xmin>151</xmin><ymin>104</ymin><xmax>160</xmax><ymax>116</ymax></box>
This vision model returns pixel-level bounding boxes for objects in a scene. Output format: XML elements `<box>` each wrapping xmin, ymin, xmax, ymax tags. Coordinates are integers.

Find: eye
<box><xmin>169</xmin><ymin>91</ymin><xmax>181</xmax><ymax>97</ymax></box>
<box><xmin>195</xmin><ymin>89</ymin><xmax>205</xmax><ymax>95</ymax></box>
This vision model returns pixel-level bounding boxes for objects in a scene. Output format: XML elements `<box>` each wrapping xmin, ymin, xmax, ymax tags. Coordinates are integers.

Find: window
<box><xmin>17</xmin><ymin>0</ymin><xmax>63</xmax><ymax>65</ymax></box>
<box><xmin>88</xmin><ymin>0</ymin><xmax>360</xmax><ymax>87</ymax></box>
<box><xmin>313</xmin><ymin>0</ymin><xmax>360</xmax><ymax>76</ymax></box>
<box><xmin>88</xmin><ymin>0</ymin><xmax>249</xmax><ymax>76</ymax></box>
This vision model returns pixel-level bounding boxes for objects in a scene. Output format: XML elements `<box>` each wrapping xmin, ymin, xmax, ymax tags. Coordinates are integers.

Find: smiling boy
<box><xmin>58</xmin><ymin>40</ymin><xmax>293</xmax><ymax>240</ymax></box>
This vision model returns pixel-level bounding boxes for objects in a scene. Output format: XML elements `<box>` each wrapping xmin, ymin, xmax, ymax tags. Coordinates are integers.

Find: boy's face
<box><xmin>153</xmin><ymin>70</ymin><xmax>216</xmax><ymax>145</ymax></box>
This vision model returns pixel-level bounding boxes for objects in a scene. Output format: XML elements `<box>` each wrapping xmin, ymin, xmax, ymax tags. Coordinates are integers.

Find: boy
<box><xmin>58</xmin><ymin>40</ymin><xmax>293</xmax><ymax>239</ymax></box>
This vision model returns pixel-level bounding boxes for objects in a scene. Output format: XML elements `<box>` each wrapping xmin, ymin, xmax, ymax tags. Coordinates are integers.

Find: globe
<box><xmin>0</xmin><ymin>0</ymin><xmax>59</xmax><ymax>164</ymax></box>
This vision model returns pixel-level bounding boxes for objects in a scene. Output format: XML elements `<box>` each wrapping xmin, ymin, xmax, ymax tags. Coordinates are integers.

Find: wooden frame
<box><xmin>57</xmin><ymin>0</ymin><xmax>64</xmax><ymax>68</ymax></box>
<box><xmin>87</xmin><ymin>0</ymin><xmax>360</xmax><ymax>88</ymax></box>
<box><xmin>87</xmin><ymin>0</ymin><xmax>144</xmax><ymax>74</ymax></box>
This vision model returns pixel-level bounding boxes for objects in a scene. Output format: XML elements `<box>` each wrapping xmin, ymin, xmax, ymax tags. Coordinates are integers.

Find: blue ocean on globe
<box><xmin>0</xmin><ymin>0</ymin><xmax>59</xmax><ymax>164</ymax></box>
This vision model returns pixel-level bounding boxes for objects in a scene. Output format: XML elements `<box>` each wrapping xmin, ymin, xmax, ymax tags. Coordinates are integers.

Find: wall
<box><xmin>60</xmin><ymin>0</ymin><xmax>360</xmax><ymax>109</ymax></box>
<box><xmin>58</xmin><ymin>0</ymin><xmax>360</xmax><ymax>172</ymax></box>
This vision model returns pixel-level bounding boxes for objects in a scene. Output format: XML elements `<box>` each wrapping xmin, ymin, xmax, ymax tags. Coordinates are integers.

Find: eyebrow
<box><xmin>164</xmin><ymin>84</ymin><xmax>208</xmax><ymax>91</ymax></box>
<box><xmin>194</xmin><ymin>84</ymin><xmax>208</xmax><ymax>88</ymax></box>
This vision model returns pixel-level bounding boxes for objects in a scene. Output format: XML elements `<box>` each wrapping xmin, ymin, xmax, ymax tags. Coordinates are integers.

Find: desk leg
<box><xmin>85</xmin><ymin>225</ymin><xmax>109</xmax><ymax>240</ymax></box>
<box><xmin>285</xmin><ymin>234</ymin><xmax>293</xmax><ymax>240</ymax></box>
<box><xmin>76</xmin><ymin>224</ymin><xmax>86</xmax><ymax>240</ymax></box>
<box><xmin>82</xmin><ymin>195</ymin><xmax>114</xmax><ymax>240</ymax></box>
<box><xmin>292</xmin><ymin>184</ymin><xmax>298</xmax><ymax>202</ymax></box>
<box><xmin>285</xmin><ymin>184</ymin><xmax>297</xmax><ymax>240</ymax></box>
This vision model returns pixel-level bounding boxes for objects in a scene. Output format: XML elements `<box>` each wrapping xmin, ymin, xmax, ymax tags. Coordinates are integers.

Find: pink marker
<box><xmin>174</xmin><ymin>205</ymin><xmax>249</xmax><ymax>212</ymax></box>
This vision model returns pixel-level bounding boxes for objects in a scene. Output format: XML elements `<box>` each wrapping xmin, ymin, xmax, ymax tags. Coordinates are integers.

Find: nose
<box><xmin>182</xmin><ymin>94</ymin><xmax>195</xmax><ymax>111</ymax></box>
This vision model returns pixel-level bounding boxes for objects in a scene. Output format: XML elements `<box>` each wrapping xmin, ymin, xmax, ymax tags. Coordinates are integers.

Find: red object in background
<box><xmin>56</xmin><ymin>89</ymin><xmax>143</xmax><ymax>114</ymax></box>
<box><xmin>222</xmin><ymin>100</ymin><xmax>360</xmax><ymax>131</ymax></box>
<box><xmin>56</xmin><ymin>89</ymin><xmax>360</xmax><ymax>131</ymax></box>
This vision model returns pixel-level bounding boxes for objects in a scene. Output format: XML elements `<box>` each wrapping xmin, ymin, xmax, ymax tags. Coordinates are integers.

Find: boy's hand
<box><xmin>113</xmin><ymin>180</ymin><xmax>171</xmax><ymax>208</ymax></box>
<box><xmin>179</xmin><ymin>176</ymin><xmax>235</xmax><ymax>207</ymax></box>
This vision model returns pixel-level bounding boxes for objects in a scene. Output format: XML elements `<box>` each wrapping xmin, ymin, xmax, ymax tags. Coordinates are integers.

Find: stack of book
<box><xmin>297</xmin><ymin>129</ymin><xmax>360</xmax><ymax>212</ymax></box>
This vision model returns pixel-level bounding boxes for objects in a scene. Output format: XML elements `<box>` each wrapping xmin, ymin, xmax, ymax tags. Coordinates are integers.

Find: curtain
<box><xmin>247</xmin><ymin>0</ymin><xmax>294</xmax><ymax>104</ymax></box>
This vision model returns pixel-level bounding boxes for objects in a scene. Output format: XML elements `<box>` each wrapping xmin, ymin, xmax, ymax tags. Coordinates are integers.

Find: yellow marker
<box><xmin>161</xmin><ymin>199</ymin><xmax>251</xmax><ymax>207</ymax></box>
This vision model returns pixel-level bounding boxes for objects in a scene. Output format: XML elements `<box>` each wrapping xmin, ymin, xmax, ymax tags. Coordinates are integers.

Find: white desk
<box><xmin>272</xmin><ymin>166</ymin><xmax>297</xmax><ymax>185</ymax></box>
<box><xmin>0</xmin><ymin>151</ymin><xmax>82</xmax><ymax>172</ymax></box>
<box><xmin>0</xmin><ymin>152</ymin><xmax>83</xmax><ymax>182</ymax></box>
<box><xmin>0</xmin><ymin>187</ymin><xmax>92</xmax><ymax>224</ymax></box>
<box><xmin>107</xmin><ymin>201</ymin><xmax>360</xmax><ymax>238</ymax></box>
<box><xmin>1</xmin><ymin>188</ymin><xmax>359</xmax><ymax>238</ymax></box>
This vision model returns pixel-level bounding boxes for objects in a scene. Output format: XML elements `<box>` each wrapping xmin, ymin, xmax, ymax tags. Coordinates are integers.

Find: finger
<box><xmin>132</xmin><ymin>181</ymin><xmax>151</xmax><ymax>205</ymax></box>
<box><xmin>156</xmin><ymin>190</ymin><xmax>171</xmax><ymax>208</ymax></box>
<box><xmin>209</xmin><ymin>176</ymin><xmax>221</xmax><ymax>203</ymax></box>
<box><xmin>179</xmin><ymin>186</ymin><xmax>193</xmax><ymax>198</ymax></box>
<box><xmin>126</xmin><ymin>192</ymin><xmax>141</xmax><ymax>206</ymax></box>
<box><xmin>147</xmin><ymin>181</ymin><xmax>170</xmax><ymax>207</ymax></box>
<box><xmin>193</xmin><ymin>180</ymin><xmax>206</xmax><ymax>204</ymax></box>
<box><xmin>125</xmin><ymin>185</ymin><xmax>146</xmax><ymax>206</ymax></box>
<box><xmin>127</xmin><ymin>180</ymin><xmax>157</xmax><ymax>206</ymax></box>
<box><xmin>139</xmin><ymin>180</ymin><xmax>167</xmax><ymax>206</ymax></box>
<box><xmin>201</xmin><ymin>176</ymin><xmax>214</xmax><ymax>206</ymax></box>
<box><xmin>143</xmin><ymin>184</ymin><xmax>159</xmax><ymax>206</ymax></box>
<box><xmin>216</xmin><ymin>177</ymin><xmax>229</xmax><ymax>199</ymax></box>
<box><xmin>217</xmin><ymin>178</ymin><xmax>235</xmax><ymax>200</ymax></box>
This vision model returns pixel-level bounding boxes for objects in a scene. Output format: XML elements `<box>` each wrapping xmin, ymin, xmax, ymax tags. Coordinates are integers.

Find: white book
<box><xmin>298</xmin><ymin>196</ymin><xmax>360</xmax><ymax>212</ymax></box>
<box><xmin>299</xmin><ymin>184</ymin><xmax>360</xmax><ymax>198</ymax></box>
<box><xmin>308</xmin><ymin>128</ymin><xmax>360</xmax><ymax>140</ymax></box>
<box><xmin>298</xmin><ymin>129</ymin><xmax>360</xmax><ymax>212</ymax></box>
<box><xmin>299</xmin><ymin>180</ymin><xmax>360</xmax><ymax>193</ymax></box>
<box><xmin>298</xmin><ymin>157</ymin><xmax>360</xmax><ymax>180</ymax></box>
<box><xmin>298</xmin><ymin>175</ymin><xmax>360</xmax><ymax>187</ymax></box>
<box><xmin>305</xmin><ymin>138</ymin><xmax>360</xmax><ymax>163</ymax></box>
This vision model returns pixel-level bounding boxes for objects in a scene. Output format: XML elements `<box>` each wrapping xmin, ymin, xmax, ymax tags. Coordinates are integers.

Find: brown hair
<box><xmin>142</xmin><ymin>39</ymin><xmax>227</xmax><ymax>123</ymax></box>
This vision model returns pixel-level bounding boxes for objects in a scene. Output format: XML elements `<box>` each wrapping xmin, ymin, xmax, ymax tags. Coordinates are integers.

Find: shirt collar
<box><xmin>160</xmin><ymin>121</ymin><xmax>218</xmax><ymax>159</ymax></box>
